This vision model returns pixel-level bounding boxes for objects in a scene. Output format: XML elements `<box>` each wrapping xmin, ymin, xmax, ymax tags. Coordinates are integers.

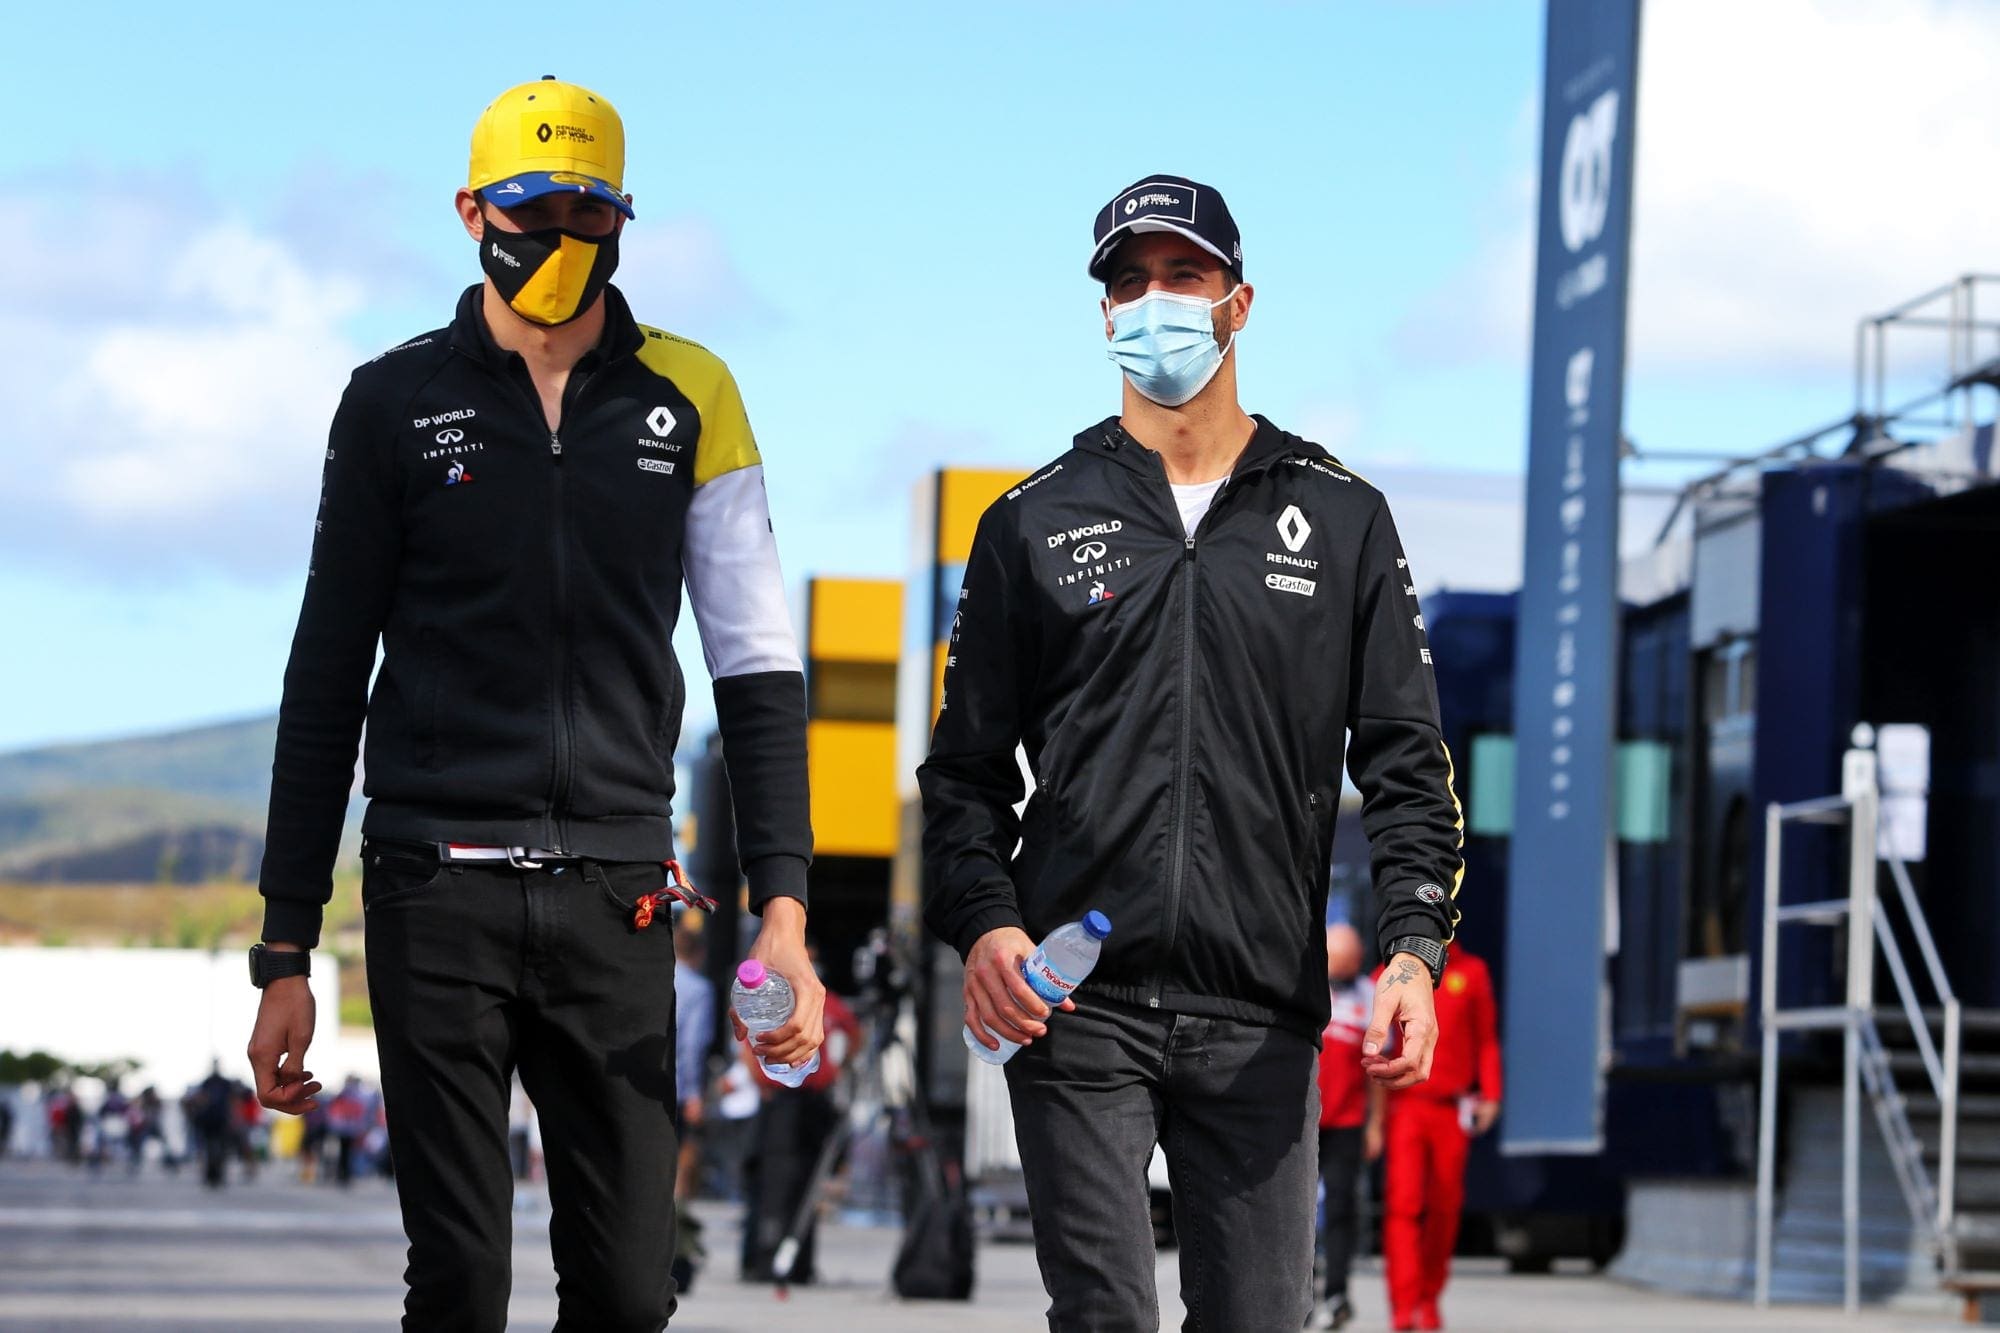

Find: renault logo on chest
<box><xmin>646</xmin><ymin>405</ymin><xmax>676</xmax><ymax>437</ymax></box>
<box><xmin>1277</xmin><ymin>505</ymin><xmax>1312</xmax><ymax>552</ymax></box>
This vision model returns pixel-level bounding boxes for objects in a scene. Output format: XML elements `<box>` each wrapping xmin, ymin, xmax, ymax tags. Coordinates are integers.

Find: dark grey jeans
<box><xmin>1004</xmin><ymin>994</ymin><xmax>1319</xmax><ymax>1332</ymax></box>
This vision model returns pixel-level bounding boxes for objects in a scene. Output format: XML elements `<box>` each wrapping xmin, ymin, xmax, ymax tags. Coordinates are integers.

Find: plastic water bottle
<box><xmin>963</xmin><ymin>911</ymin><xmax>1112</xmax><ymax>1066</ymax></box>
<box><xmin>732</xmin><ymin>960</ymin><xmax>820</xmax><ymax>1089</ymax></box>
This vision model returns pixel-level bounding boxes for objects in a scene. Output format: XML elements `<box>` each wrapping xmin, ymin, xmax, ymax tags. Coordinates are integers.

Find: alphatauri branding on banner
<box><xmin>1502</xmin><ymin>0</ymin><xmax>1641</xmax><ymax>1158</ymax></box>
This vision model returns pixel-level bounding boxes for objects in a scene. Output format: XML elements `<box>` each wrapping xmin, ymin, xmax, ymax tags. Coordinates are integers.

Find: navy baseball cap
<box><xmin>1088</xmin><ymin>174</ymin><xmax>1242</xmax><ymax>282</ymax></box>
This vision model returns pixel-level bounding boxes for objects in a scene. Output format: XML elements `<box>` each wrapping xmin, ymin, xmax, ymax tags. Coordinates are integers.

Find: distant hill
<box><xmin>0</xmin><ymin>715</ymin><xmax>333</xmax><ymax>883</ymax></box>
<box><xmin>0</xmin><ymin>714</ymin><xmax>278</xmax><ymax>805</ymax></box>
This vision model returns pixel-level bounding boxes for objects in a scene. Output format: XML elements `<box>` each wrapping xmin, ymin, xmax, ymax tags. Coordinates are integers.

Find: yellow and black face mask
<box><xmin>478</xmin><ymin>219</ymin><xmax>620</xmax><ymax>327</ymax></box>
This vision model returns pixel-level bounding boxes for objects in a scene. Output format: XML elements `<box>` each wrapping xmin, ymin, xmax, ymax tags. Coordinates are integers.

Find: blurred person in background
<box><xmin>708</xmin><ymin>1052</ymin><xmax>761</xmax><ymax>1201</ymax></box>
<box><xmin>673</xmin><ymin>917</ymin><xmax>715</xmax><ymax>1197</ymax></box>
<box><xmin>46</xmin><ymin>1084</ymin><xmax>80</xmax><ymax>1163</ymax></box>
<box><xmin>125</xmin><ymin>1087</ymin><xmax>169</xmax><ymax>1175</ymax></box>
<box><xmin>90</xmin><ymin>1080</ymin><xmax>129</xmax><ymax>1173</ymax></box>
<box><xmin>328</xmin><ymin>1075</ymin><xmax>368</xmax><ymax>1187</ymax></box>
<box><xmin>1368</xmin><ymin>945</ymin><xmax>1501</xmax><ymax>1331</ymax></box>
<box><xmin>298</xmin><ymin>1098</ymin><xmax>328</xmax><ymax>1183</ymax></box>
<box><xmin>738</xmin><ymin>958</ymin><xmax>858</xmax><ymax>1286</ymax></box>
<box><xmin>1311</xmin><ymin>923</ymin><xmax>1374</xmax><ymax>1330</ymax></box>
<box><xmin>244</xmin><ymin>74</ymin><xmax>819</xmax><ymax>1331</ymax></box>
<box><xmin>190</xmin><ymin>1063</ymin><xmax>235</xmax><ymax>1189</ymax></box>
<box><xmin>234</xmin><ymin>1082</ymin><xmax>264</xmax><ymax>1181</ymax></box>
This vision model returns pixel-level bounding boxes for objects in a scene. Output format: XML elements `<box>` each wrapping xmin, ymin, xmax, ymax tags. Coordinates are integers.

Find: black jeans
<box><xmin>1005</xmin><ymin>995</ymin><xmax>1319</xmax><ymax>1332</ymax></box>
<box><xmin>739</xmin><ymin>1088</ymin><xmax>839</xmax><ymax>1282</ymax></box>
<box><xmin>1318</xmin><ymin>1126</ymin><xmax>1363</xmax><ymax>1300</ymax></box>
<box><xmin>362</xmin><ymin>840</ymin><xmax>682</xmax><ymax>1332</ymax></box>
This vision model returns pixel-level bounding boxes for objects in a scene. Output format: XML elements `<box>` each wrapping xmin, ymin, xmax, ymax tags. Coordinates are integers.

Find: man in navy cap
<box><xmin>921</xmin><ymin>175</ymin><xmax>1463</xmax><ymax>1330</ymax></box>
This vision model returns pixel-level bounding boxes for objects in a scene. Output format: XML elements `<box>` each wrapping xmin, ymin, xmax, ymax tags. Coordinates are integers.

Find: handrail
<box><xmin>1856</xmin><ymin>1019</ymin><xmax>1937</xmax><ymax>1230</ymax></box>
<box><xmin>1773</xmin><ymin>794</ymin><xmax>1854</xmax><ymax>822</ymax></box>
<box><xmin>1886</xmin><ymin>856</ymin><xmax>1956</xmax><ymax>1005</ymax></box>
<box><xmin>1885</xmin><ymin>850</ymin><xmax>1961</xmax><ymax>1247</ymax></box>
<box><xmin>1754</xmin><ymin>739</ymin><xmax>1964</xmax><ymax>1311</ymax></box>
<box><xmin>1874</xmin><ymin>909</ymin><xmax>1945</xmax><ymax>1092</ymax></box>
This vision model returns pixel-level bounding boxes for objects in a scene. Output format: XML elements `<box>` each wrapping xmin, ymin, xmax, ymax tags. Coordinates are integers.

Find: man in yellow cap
<box><xmin>245</xmin><ymin>76</ymin><xmax>821</xmax><ymax>1330</ymax></box>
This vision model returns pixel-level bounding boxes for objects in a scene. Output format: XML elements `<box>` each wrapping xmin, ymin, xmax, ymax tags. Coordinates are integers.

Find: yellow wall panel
<box><xmin>809</xmin><ymin>578</ymin><xmax>903</xmax><ymax>665</ymax></box>
<box><xmin>937</xmin><ymin>468</ymin><xmax>1027</xmax><ymax>565</ymax></box>
<box><xmin>808</xmin><ymin>720</ymin><xmax>899</xmax><ymax>858</ymax></box>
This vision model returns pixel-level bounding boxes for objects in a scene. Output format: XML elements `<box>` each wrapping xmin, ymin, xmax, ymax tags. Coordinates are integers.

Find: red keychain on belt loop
<box><xmin>632</xmin><ymin>859</ymin><xmax>717</xmax><ymax>930</ymax></box>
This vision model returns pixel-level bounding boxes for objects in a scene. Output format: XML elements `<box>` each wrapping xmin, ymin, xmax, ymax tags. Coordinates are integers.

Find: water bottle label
<box><xmin>1024</xmin><ymin>957</ymin><xmax>1080</xmax><ymax>1003</ymax></box>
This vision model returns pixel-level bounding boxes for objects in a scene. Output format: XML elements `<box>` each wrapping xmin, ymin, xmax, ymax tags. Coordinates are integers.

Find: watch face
<box><xmin>248</xmin><ymin>943</ymin><xmax>264</xmax><ymax>986</ymax></box>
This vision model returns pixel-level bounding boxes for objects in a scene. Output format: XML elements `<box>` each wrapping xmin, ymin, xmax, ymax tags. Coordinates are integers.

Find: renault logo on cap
<box><xmin>537</xmin><ymin>122</ymin><xmax>553</xmax><ymax>143</ymax></box>
<box><xmin>1124</xmin><ymin>198</ymin><xmax>1138</xmax><ymax>216</ymax></box>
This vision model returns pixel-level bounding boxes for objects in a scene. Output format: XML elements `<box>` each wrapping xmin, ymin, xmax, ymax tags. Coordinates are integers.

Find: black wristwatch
<box><xmin>1385</xmin><ymin>936</ymin><xmax>1448</xmax><ymax>986</ymax></box>
<box><xmin>248</xmin><ymin>942</ymin><xmax>312</xmax><ymax>988</ymax></box>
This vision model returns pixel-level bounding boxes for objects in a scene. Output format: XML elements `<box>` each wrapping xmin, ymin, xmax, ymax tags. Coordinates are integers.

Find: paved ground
<box><xmin>0</xmin><ymin>1159</ymin><xmax>1968</xmax><ymax>1330</ymax></box>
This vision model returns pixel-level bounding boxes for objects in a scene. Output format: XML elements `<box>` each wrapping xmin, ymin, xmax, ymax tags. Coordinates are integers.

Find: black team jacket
<box><xmin>258</xmin><ymin>286</ymin><xmax>810</xmax><ymax>946</ymax></box>
<box><xmin>920</xmin><ymin>416</ymin><xmax>1462</xmax><ymax>1035</ymax></box>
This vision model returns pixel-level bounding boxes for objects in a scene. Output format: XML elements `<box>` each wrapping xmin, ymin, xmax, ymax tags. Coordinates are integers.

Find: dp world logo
<box><xmin>1276</xmin><ymin>504</ymin><xmax>1311</xmax><ymax>553</ymax></box>
<box><xmin>646</xmin><ymin>405</ymin><xmax>676</xmax><ymax>436</ymax></box>
<box><xmin>1559</xmin><ymin>90</ymin><xmax>1620</xmax><ymax>254</ymax></box>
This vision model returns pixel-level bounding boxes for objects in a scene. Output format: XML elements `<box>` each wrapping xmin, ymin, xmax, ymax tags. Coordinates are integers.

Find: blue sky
<box><xmin>5</xmin><ymin>1</ymin><xmax>1995</xmax><ymax>752</ymax></box>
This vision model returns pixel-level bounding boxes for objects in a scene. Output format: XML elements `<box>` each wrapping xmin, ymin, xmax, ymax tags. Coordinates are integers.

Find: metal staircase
<box><xmin>1755</xmin><ymin>729</ymin><xmax>1980</xmax><ymax>1313</ymax></box>
<box><xmin>1878</xmin><ymin>1009</ymin><xmax>2000</xmax><ymax>1290</ymax></box>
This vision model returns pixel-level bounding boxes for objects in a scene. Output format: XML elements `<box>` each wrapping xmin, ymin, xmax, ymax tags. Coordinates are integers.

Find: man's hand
<box><xmin>1472</xmin><ymin>1098</ymin><xmax>1501</xmax><ymax>1136</ymax></box>
<box><xmin>730</xmin><ymin>897</ymin><xmax>824</xmax><ymax>1069</ymax></box>
<box><xmin>962</xmin><ymin>925</ymin><xmax>1073</xmax><ymax>1052</ymax></box>
<box><xmin>1361</xmin><ymin>951</ymin><xmax>1437</xmax><ymax>1089</ymax></box>
<box><xmin>247</xmin><ymin>949</ymin><xmax>320</xmax><ymax>1115</ymax></box>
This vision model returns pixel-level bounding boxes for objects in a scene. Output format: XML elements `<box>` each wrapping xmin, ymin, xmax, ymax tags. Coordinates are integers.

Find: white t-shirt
<box><xmin>1170</xmin><ymin>478</ymin><xmax>1227</xmax><ymax>536</ymax></box>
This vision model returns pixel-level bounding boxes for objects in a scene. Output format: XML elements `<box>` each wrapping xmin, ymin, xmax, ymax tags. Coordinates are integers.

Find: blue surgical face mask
<box><xmin>1105</xmin><ymin>285</ymin><xmax>1241</xmax><ymax>407</ymax></box>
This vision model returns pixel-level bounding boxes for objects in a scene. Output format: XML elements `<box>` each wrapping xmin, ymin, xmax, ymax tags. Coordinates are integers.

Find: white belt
<box><xmin>439</xmin><ymin>843</ymin><xmax>573</xmax><ymax>868</ymax></box>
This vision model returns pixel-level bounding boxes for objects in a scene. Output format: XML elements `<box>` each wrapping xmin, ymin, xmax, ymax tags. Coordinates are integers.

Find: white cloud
<box><xmin>1400</xmin><ymin>0</ymin><xmax>2000</xmax><ymax>380</ymax></box>
<box><xmin>1629</xmin><ymin>0</ymin><xmax>2000</xmax><ymax>375</ymax></box>
<box><xmin>0</xmin><ymin>174</ymin><xmax>775</xmax><ymax>581</ymax></box>
<box><xmin>0</xmin><ymin>180</ymin><xmax>412</xmax><ymax>579</ymax></box>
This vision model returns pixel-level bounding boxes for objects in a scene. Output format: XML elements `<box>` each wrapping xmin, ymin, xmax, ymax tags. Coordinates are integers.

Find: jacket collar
<box><xmin>1074</xmin><ymin>413</ymin><xmax>1318</xmax><ymax>481</ymax></box>
<box><xmin>448</xmin><ymin>283</ymin><xmax>646</xmax><ymax>368</ymax></box>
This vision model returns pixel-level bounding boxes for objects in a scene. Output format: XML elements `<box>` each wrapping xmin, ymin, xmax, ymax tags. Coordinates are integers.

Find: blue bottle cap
<box><xmin>1083</xmin><ymin>910</ymin><xmax>1112</xmax><ymax>940</ymax></box>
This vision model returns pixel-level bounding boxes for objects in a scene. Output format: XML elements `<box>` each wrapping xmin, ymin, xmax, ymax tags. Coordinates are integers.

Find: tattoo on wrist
<box><xmin>1379</xmin><ymin>959</ymin><xmax>1421</xmax><ymax>991</ymax></box>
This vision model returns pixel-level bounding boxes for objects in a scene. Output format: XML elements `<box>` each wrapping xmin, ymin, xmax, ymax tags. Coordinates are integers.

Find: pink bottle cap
<box><xmin>736</xmin><ymin>960</ymin><xmax>767</xmax><ymax>988</ymax></box>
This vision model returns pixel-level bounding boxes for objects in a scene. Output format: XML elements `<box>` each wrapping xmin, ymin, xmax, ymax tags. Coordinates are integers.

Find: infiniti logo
<box><xmin>1072</xmin><ymin>541</ymin><xmax>1109</xmax><ymax>563</ymax></box>
<box><xmin>436</xmin><ymin>428</ymin><xmax>464</xmax><ymax>445</ymax></box>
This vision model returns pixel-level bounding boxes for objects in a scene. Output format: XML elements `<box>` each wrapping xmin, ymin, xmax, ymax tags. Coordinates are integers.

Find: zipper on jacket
<box><xmin>497</xmin><ymin>358</ymin><xmax>592</xmax><ymax>853</ymax></box>
<box><xmin>1155</xmin><ymin>532</ymin><xmax>1201</xmax><ymax>1006</ymax></box>
<box><xmin>548</xmin><ymin>425</ymin><xmax>574</xmax><ymax>850</ymax></box>
<box><xmin>551</xmin><ymin>367</ymin><xmax>601</xmax><ymax>850</ymax></box>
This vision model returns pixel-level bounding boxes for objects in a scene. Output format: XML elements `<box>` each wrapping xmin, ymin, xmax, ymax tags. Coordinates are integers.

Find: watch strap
<box><xmin>1385</xmin><ymin>935</ymin><xmax>1447</xmax><ymax>986</ymax></box>
<box><xmin>250</xmin><ymin>943</ymin><xmax>311</xmax><ymax>988</ymax></box>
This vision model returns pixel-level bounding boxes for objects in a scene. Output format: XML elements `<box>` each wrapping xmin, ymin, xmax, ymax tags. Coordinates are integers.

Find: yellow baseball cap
<box><xmin>468</xmin><ymin>76</ymin><xmax>634</xmax><ymax>218</ymax></box>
